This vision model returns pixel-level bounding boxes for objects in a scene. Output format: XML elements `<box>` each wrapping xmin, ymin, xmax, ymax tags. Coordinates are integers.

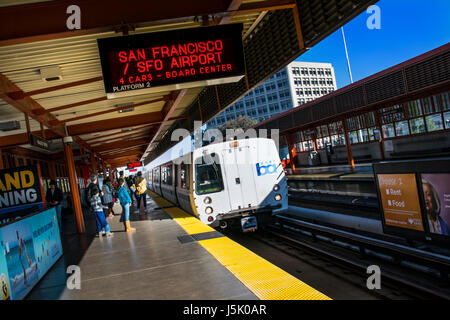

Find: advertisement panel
<box><xmin>420</xmin><ymin>174</ymin><xmax>450</xmax><ymax>237</ymax></box>
<box><xmin>377</xmin><ymin>173</ymin><xmax>424</xmax><ymax>231</ymax></box>
<box><xmin>374</xmin><ymin>159</ymin><xmax>450</xmax><ymax>243</ymax></box>
<box><xmin>0</xmin><ymin>207</ymin><xmax>62</xmax><ymax>300</ymax></box>
<box><xmin>0</xmin><ymin>229</ymin><xmax>11</xmax><ymax>300</ymax></box>
<box><xmin>0</xmin><ymin>165</ymin><xmax>45</xmax><ymax>217</ymax></box>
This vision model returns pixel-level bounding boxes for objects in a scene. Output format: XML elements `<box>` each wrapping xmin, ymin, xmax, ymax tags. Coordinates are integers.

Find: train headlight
<box><xmin>204</xmin><ymin>197</ymin><xmax>212</xmax><ymax>204</ymax></box>
<box><xmin>205</xmin><ymin>207</ymin><xmax>213</xmax><ymax>214</ymax></box>
<box><xmin>274</xmin><ymin>194</ymin><xmax>282</xmax><ymax>201</ymax></box>
<box><xmin>273</xmin><ymin>184</ymin><xmax>280</xmax><ymax>191</ymax></box>
<box><xmin>207</xmin><ymin>216</ymin><xmax>214</xmax><ymax>222</ymax></box>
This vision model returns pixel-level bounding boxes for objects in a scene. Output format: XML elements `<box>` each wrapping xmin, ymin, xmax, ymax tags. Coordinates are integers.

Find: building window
<box><xmin>423</xmin><ymin>97</ymin><xmax>439</xmax><ymax>114</ymax></box>
<box><xmin>357</xmin><ymin>129</ymin><xmax>370</xmax><ymax>142</ymax></box>
<box><xmin>395</xmin><ymin>121</ymin><xmax>409</xmax><ymax>136</ymax></box>
<box><xmin>444</xmin><ymin>111</ymin><xmax>450</xmax><ymax>129</ymax></box>
<box><xmin>407</xmin><ymin>99</ymin><xmax>422</xmax><ymax>117</ymax></box>
<box><xmin>409</xmin><ymin>117</ymin><xmax>425</xmax><ymax>134</ymax></box>
<box><xmin>348</xmin><ymin>131</ymin><xmax>359</xmax><ymax>144</ymax></box>
<box><xmin>425</xmin><ymin>113</ymin><xmax>443</xmax><ymax>132</ymax></box>
<box><xmin>441</xmin><ymin>92</ymin><xmax>450</xmax><ymax>110</ymax></box>
<box><xmin>368</xmin><ymin>127</ymin><xmax>379</xmax><ymax>141</ymax></box>
<box><xmin>382</xmin><ymin>124</ymin><xmax>395</xmax><ymax>138</ymax></box>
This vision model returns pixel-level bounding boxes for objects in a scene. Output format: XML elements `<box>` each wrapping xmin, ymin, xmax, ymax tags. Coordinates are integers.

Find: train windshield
<box><xmin>195</xmin><ymin>161</ymin><xmax>224</xmax><ymax>195</ymax></box>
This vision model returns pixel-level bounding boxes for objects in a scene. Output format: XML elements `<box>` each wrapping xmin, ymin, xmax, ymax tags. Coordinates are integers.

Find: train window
<box><xmin>180</xmin><ymin>163</ymin><xmax>189</xmax><ymax>189</ymax></box>
<box><xmin>166</xmin><ymin>165</ymin><xmax>173</xmax><ymax>185</ymax></box>
<box><xmin>195</xmin><ymin>159</ymin><xmax>224</xmax><ymax>195</ymax></box>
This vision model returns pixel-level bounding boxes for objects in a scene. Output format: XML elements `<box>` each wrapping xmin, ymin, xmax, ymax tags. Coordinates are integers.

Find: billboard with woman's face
<box><xmin>421</xmin><ymin>174</ymin><xmax>450</xmax><ymax>236</ymax></box>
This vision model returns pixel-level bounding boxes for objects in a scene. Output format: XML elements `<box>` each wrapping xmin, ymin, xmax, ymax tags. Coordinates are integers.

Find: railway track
<box><xmin>251</xmin><ymin>215</ymin><xmax>450</xmax><ymax>300</ymax></box>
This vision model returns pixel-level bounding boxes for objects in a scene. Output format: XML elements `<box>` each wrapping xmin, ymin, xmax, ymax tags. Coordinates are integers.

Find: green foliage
<box><xmin>217</xmin><ymin>115</ymin><xmax>257</xmax><ymax>136</ymax></box>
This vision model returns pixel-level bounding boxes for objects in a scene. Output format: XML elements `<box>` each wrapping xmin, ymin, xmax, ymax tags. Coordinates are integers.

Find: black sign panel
<box><xmin>127</xmin><ymin>162</ymin><xmax>142</xmax><ymax>169</ymax></box>
<box><xmin>29</xmin><ymin>134</ymin><xmax>50</xmax><ymax>151</ymax></box>
<box><xmin>0</xmin><ymin>165</ymin><xmax>44</xmax><ymax>216</ymax></box>
<box><xmin>97</xmin><ymin>24</ymin><xmax>245</xmax><ymax>98</ymax></box>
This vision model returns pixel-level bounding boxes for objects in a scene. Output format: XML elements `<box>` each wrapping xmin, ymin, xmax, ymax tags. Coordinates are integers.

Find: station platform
<box><xmin>26</xmin><ymin>192</ymin><xmax>330</xmax><ymax>300</ymax></box>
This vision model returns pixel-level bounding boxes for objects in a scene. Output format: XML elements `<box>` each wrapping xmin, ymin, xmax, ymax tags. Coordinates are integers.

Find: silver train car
<box><xmin>146</xmin><ymin>138</ymin><xmax>288</xmax><ymax>230</ymax></box>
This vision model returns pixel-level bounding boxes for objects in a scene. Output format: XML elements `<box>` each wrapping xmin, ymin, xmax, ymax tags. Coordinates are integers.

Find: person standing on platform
<box><xmin>90</xmin><ymin>186</ymin><xmax>114</xmax><ymax>238</ymax></box>
<box><xmin>102</xmin><ymin>177</ymin><xmax>115</xmax><ymax>217</ymax></box>
<box><xmin>118</xmin><ymin>178</ymin><xmax>136</xmax><ymax>232</ymax></box>
<box><xmin>134</xmin><ymin>171</ymin><xmax>147</xmax><ymax>211</ymax></box>
<box><xmin>119</xmin><ymin>171</ymin><xmax>132</xmax><ymax>195</ymax></box>
<box><xmin>85</xmin><ymin>174</ymin><xmax>101</xmax><ymax>210</ymax></box>
<box><xmin>46</xmin><ymin>180</ymin><xmax>63</xmax><ymax>231</ymax></box>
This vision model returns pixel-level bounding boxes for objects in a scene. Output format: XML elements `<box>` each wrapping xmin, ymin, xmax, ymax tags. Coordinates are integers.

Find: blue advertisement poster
<box><xmin>29</xmin><ymin>208</ymin><xmax>63</xmax><ymax>279</ymax></box>
<box><xmin>0</xmin><ymin>207</ymin><xmax>62</xmax><ymax>300</ymax></box>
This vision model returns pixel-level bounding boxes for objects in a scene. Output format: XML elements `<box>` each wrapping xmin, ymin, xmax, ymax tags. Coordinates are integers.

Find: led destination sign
<box><xmin>127</xmin><ymin>161</ymin><xmax>142</xmax><ymax>169</ymax></box>
<box><xmin>98</xmin><ymin>24</ymin><xmax>245</xmax><ymax>98</ymax></box>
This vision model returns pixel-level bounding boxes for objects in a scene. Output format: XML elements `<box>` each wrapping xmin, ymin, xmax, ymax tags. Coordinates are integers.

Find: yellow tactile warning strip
<box><xmin>288</xmin><ymin>173</ymin><xmax>342</xmax><ymax>179</ymax></box>
<box><xmin>340</xmin><ymin>173</ymin><xmax>374</xmax><ymax>179</ymax></box>
<box><xmin>148</xmin><ymin>190</ymin><xmax>331</xmax><ymax>300</ymax></box>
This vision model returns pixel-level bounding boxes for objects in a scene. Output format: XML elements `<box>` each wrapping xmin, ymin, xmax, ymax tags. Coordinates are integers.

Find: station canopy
<box><xmin>0</xmin><ymin>0</ymin><xmax>377</xmax><ymax>168</ymax></box>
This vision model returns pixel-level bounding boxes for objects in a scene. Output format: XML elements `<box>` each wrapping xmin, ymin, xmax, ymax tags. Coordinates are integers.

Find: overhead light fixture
<box><xmin>118</xmin><ymin>107</ymin><xmax>134</xmax><ymax>113</ymax></box>
<box><xmin>114</xmin><ymin>102</ymin><xmax>135</xmax><ymax>114</ymax></box>
<box><xmin>0</xmin><ymin>121</ymin><xmax>20</xmax><ymax>131</ymax></box>
<box><xmin>40</xmin><ymin>66</ymin><xmax>63</xmax><ymax>82</ymax></box>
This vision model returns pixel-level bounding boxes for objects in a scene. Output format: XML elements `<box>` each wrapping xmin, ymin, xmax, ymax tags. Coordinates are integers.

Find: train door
<box><xmin>221</xmin><ymin>145</ymin><xmax>258</xmax><ymax>211</ymax></box>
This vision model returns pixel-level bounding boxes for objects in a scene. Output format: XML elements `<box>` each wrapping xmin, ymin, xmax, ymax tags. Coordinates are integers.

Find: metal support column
<box><xmin>90</xmin><ymin>152</ymin><xmax>96</xmax><ymax>175</ymax></box>
<box><xmin>49</xmin><ymin>161</ymin><xmax>57</xmax><ymax>180</ymax></box>
<box><xmin>342</xmin><ymin>119</ymin><xmax>355</xmax><ymax>169</ymax></box>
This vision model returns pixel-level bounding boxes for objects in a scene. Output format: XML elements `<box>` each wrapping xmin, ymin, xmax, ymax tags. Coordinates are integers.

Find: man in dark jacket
<box><xmin>46</xmin><ymin>180</ymin><xmax>63</xmax><ymax>232</ymax></box>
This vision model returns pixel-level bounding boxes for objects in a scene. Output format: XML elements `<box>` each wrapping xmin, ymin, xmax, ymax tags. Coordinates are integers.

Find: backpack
<box><xmin>85</xmin><ymin>183</ymin><xmax>96</xmax><ymax>207</ymax></box>
<box><xmin>135</xmin><ymin>177</ymin><xmax>147</xmax><ymax>195</ymax></box>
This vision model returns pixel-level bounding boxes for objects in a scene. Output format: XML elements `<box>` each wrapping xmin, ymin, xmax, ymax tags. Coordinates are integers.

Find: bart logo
<box><xmin>0</xmin><ymin>274</ymin><xmax>10</xmax><ymax>300</ymax></box>
<box><xmin>256</xmin><ymin>161</ymin><xmax>277</xmax><ymax>176</ymax></box>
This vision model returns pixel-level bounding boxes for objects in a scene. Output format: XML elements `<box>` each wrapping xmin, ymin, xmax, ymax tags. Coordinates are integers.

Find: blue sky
<box><xmin>145</xmin><ymin>0</ymin><xmax>450</xmax><ymax>168</ymax></box>
<box><xmin>296</xmin><ymin>0</ymin><xmax>450</xmax><ymax>89</ymax></box>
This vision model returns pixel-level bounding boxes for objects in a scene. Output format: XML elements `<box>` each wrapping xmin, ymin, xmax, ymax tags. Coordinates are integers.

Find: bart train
<box><xmin>146</xmin><ymin>138</ymin><xmax>288</xmax><ymax>230</ymax></box>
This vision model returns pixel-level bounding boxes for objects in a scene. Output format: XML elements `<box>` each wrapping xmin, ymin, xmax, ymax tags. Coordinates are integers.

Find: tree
<box><xmin>217</xmin><ymin>115</ymin><xmax>257</xmax><ymax>137</ymax></box>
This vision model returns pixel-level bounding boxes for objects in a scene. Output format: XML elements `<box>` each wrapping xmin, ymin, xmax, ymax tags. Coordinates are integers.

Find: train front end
<box><xmin>192</xmin><ymin>138</ymin><xmax>288</xmax><ymax>231</ymax></box>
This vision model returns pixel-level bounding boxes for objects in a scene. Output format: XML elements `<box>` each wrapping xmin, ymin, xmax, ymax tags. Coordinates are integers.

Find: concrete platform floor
<box><xmin>26</xmin><ymin>196</ymin><xmax>258</xmax><ymax>300</ymax></box>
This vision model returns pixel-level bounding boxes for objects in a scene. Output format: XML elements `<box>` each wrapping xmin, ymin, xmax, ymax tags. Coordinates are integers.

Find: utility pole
<box><xmin>341</xmin><ymin>26</ymin><xmax>354</xmax><ymax>84</ymax></box>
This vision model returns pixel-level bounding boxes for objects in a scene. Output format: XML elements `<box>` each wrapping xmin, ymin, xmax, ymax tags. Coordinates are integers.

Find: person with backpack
<box><xmin>117</xmin><ymin>178</ymin><xmax>136</xmax><ymax>232</ymax></box>
<box><xmin>102</xmin><ymin>177</ymin><xmax>115</xmax><ymax>217</ymax></box>
<box><xmin>85</xmin><ymin>174</ymin><xmax>100</xmax><ymax>210</ymax></box>
<box><xmin>134</xmin><ymin>171</ymin><xmax>147</xmax><ymax>210</ymax></box>
<box><xmin>90</xmin><ymin>186</ymin><xmax>114</xmax><ymax>238</ymax></box>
